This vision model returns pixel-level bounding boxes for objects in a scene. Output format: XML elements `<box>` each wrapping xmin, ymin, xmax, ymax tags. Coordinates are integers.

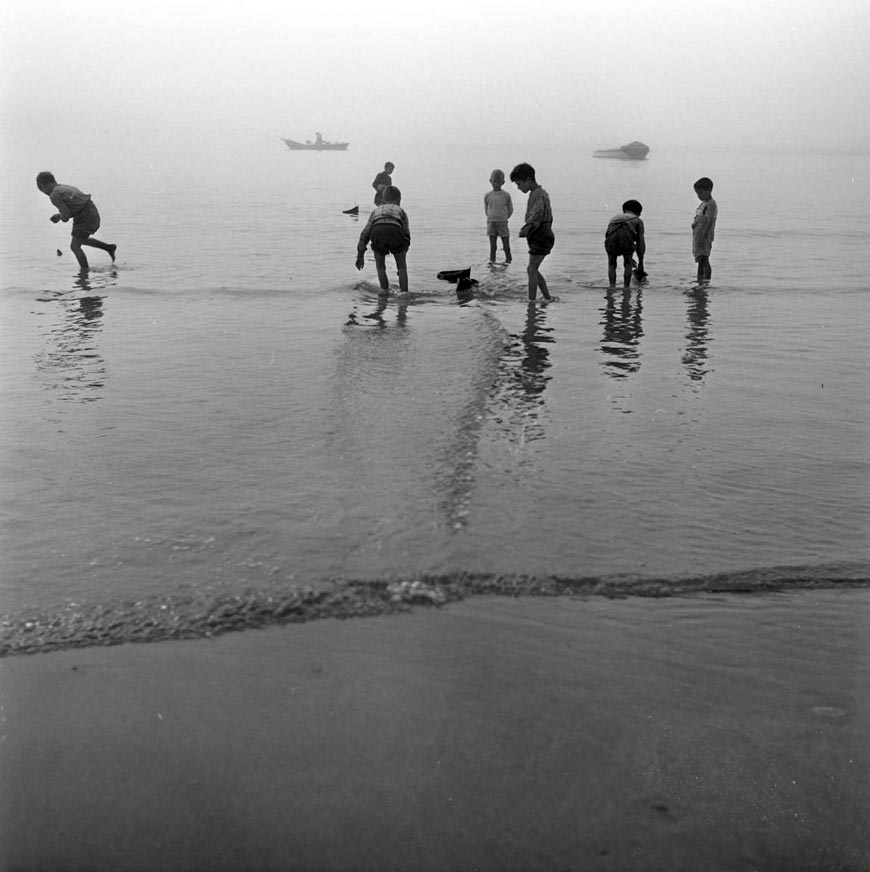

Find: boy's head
<box><xmin>622</xmin><ymin>199</ymin><xmax>642</xmax><ymax>215</ymax></box>
<box><xmin>383</xmin><ymin>185</ymin><xmax>401</xmax><ymax>204</ymax></box>
<box><xmin>693</xmin><ymin>177</ymin><xmax>713</xmax><ymax>199</ymax></box>
<box><xmin>36</xmin><ymin>171</ymin><xmax>57</xmax><ymax>193</ymax></box>
<box><xmin>509</xmin><ymin>163</ymin><xmax>536</xmax><ymax>184</ymax></box>
<box><xmin>385</xmin><ymin>162</ymin><xmax>395</xmax><ymax>173</ymax></box>
<box><xmin>490</xmin><ymin>169</ymin><xmax>505</xmax><ymax>189</ymax></box>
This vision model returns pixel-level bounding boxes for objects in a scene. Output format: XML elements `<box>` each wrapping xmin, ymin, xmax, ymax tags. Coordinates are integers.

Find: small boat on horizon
<box><xmin>593</xmin><ymin>141</ymin><xmax>650</xmax><ymax>160</ymax></box>
<box><xmin>282</xmin><ymin>132</ymin><xmax>349</xmax><ymax>152</ymax></box>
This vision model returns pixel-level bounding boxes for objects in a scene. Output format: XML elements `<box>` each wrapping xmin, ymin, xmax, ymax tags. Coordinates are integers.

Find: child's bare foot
<box><xmin>108</xmin><ymin>244</ymin><xmax>117</xmax><ymax>262</ymax></box>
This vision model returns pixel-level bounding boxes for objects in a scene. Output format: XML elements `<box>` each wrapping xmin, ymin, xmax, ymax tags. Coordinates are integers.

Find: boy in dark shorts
<box><xmin>509</xmin><ymin>163</ymin><xmax>554</xmax><ymax>301</ymax></box>
<box><xmin>605</xmin><ymin>199</ymin><xmax>646</xmax><ymax>288</ymax></box>
<box><xmin>355</xmin><ymin>186</ymin><xmax>410</xmax><ymax>294</ymax></box>
<box><xmin>36</xmin><ymin>171</ymin><xmax>116</xmax><ymax>272</ymax></box>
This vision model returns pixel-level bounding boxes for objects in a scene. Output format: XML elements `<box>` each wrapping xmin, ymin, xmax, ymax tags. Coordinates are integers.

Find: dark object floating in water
<box><xmin>436</xmin><ymin>267</ymin><xmax>471</xmax><ymax>283</ymax></box>
<box><xmin>343</xmin><ymin>205</ymin><xmax>359</xmax><ymax>215</ymax></box>
<box><xmin>455</xmin><ymin>276</ymin><xmax>479</xmax><ymax>300</ymax></box>
<box><xmin>281</xmin><ymin>133</ymin><xmax>349</xmax><ymax>151</ymax></box>
<box><xmin>56</xmin><ymin>249</ymin><xmax>63</xmax><ymax>256</ymax></box>
<box><xmin>593</xmin><ymin>141</ymin><xmax>650</xmax><ymax>160</ymax></box>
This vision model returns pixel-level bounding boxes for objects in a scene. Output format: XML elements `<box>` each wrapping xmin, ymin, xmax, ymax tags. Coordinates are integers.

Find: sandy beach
<box><xmin>2</xmin><ymin>588</ymin><xmax>868</xmax><ymax>872</ymax></box>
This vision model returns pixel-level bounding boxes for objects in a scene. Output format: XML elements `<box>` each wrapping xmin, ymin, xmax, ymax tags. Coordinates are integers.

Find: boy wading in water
<box><xmin>692</xmin><ymin>176</ymin><xmax>717</xmax><ymax>284</ymax></box>
<box><xmin>510</xmin><ymin>163</ymin><xmax>554</xmax><ymax>301</ymax></box>
<box><xmin>355</xmin><ymin>185</ymin><xmax>411</xmax><ymax>294</ymax></box>
<box><xmin>36</xmin><ymin>172</ymin><xmax>116</xmax><ymax>272</ymax></box>
<box><xmin>605</xmin><ymin>199</ymin><xmax>646</xmax><ymax>288</ymax></box>
<box><xmin>484</xmin><ymin>169</ymin><xmax>513</xmax><ymax>263</ymax></box>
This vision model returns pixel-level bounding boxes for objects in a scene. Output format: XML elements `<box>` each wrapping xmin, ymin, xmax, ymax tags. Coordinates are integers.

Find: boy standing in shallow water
<box><xmin>605</xmin><ymin>199</ymin><xmax>646</xmax><ymax>289</ymax></box>
<box><xmin>510</xmin><ymin>162</ymin><xmax>554</xmax><ymax>301</ymax></box>
<box><xmin>484</xmin><ymin>169</ymin><xmax>513</xmax><ymax>263</ymax></box>
<box><xmin>356</xmin><ymin>185</ymin><xmax>411</xmax><ymax>294</ymax></box>
<box><xmin>692</xmin><ymin>176</ymin><xmax>717</xmax><ymax>284</ymax></box>
<box><xmin>36</xmin><ymin>172</ymin><xmax>116</xmax><ymax>272</ymax></box>
<box><xmin>372</xmin><ymin>162</ymin><xmax>395</xmax><ymax>206</ymax></box>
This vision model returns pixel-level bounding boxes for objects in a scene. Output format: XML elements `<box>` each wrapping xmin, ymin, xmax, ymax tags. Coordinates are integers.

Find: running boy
<box><xmin>484</xmin><ymin>169</ymin><xmax>513</xmax><ymax>263</ymax></box>
<box><xmin>692</xmin><ymin>177</ymin><xmax>717</xmax><ymax>284</ymax></box>
<box><xmin>509</xmin><ymin>162</ymin><xmax>554</xmax><ymax>301</ymax></box>
<box><xmin>356</xmin><ymin>185</ymin><xmax>410</xmax><ymax>294</ymax></box>
<box><xmin>36</xmin><ymin>172</ymin><xmax>116</xmax><ymax>272</ymax></box>
<box><xmin>605</xmin><ymin>199</ymin><xmax>646</xmax><ymax>288</ymax></box>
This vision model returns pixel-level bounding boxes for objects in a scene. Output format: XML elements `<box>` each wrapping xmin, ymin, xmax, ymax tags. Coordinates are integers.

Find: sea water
<box><xmin>1</xmin><ymin>139</ymin><xmax>868</xmax><ymax>641</ymax></box>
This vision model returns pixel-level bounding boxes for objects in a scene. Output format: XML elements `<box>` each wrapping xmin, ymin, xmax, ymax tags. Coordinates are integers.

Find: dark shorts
<box><xmin>371</xmin><ymin>225</ymin><xmax>410</xmax><ymax>256</ymax></box>
<box><xmin>605</xmin><ymin>240</ymin><xmax>634</xmax><ymax>260</ymax></box>
<box><xmin>71</xmin><ymin>201</ymin><xmax>101</xmax><ymax>239</ymax></box>
<box><xmin>527</xmin><ymin>224</ymin><xmax>554</xmax><ymax>256</ymax></box>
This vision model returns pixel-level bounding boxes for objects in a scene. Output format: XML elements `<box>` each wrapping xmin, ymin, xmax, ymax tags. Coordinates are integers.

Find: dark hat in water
<box><xmin>436</xmin><ymin>267</ymin><xmax>471</xmax><ymax>283</ymax></box>
<box><xmin>342</xmin><ymin>205</ymin><xmax>359</xmax><ymax>215</ymax></box>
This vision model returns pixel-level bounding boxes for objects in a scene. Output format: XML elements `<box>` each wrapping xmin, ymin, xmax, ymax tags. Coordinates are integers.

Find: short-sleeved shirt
<box><xmin>49</xmin><ymin>184</ymin><xmax>92</xmax><ymax>220</ymax></box>
<box><xmin>605</xmin><ymin>213</ymin><xmax>644</xmax><ymax>257</ymax></box>
<box><xmin>692</xmin><ymin>198</ymin><xmax>718</xmax><ymax>257</ymax></box>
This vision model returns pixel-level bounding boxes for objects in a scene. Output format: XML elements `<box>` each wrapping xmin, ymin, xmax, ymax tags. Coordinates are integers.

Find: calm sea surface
<box><xmin>1</xmin><ymin>140</ymin><xmax>868</xmax><ymax>633</ymax></box>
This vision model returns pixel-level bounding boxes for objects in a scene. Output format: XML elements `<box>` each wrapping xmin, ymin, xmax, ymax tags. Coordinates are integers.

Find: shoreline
<box><xmin>2</xmin><ymin>563</ymin><xmax>868</xmax><ymax>658</ymax></box>
<box><xmin>2</xmin><ymin>589</ymin><xmax>869</xmax><ymax>871</ymax></box>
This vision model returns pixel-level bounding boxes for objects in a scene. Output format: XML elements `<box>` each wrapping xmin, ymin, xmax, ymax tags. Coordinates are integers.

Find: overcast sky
<box><xmin>3</xmin><ymin>0</ymin><xmax>869</xmax><ymax>155</ymax></box>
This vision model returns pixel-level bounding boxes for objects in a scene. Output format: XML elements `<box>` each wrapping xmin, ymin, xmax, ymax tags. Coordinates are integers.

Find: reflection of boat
<box><xmin>593</xmin><ymin>141</ymin><xmax>650</xmax><ymax>160</ymax></box>
<box><xmin>281</xmin><ymin>133</ymin><xmax>349</xmax><ymax>151</ymax></box>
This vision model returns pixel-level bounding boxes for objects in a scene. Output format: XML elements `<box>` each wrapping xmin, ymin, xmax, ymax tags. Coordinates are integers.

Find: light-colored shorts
<box><xmin>693</xmin><ymin>235</ymin><xmax>713</xmax><ymax>259</ymax></box>
<box><xmin>487</xmin><ymin>220</ymin><xmax>509</xmax><ymax>238</ymax></box>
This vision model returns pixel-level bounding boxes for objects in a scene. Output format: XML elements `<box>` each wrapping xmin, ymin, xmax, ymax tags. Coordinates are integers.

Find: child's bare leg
<box><xmin>82</xmin><ymin>237</ymin><xmax>116</xmax><ymax>262</ymax></box>
<box><xmin>394</xmin><ymin>250</ymin><xmax>409</xmax><ymax>294</ymax></box>
<box><xmin>528</xmin><ymin>254</ymin><xmax>550</xmax><ymax>300</ymax></box>
<box><xmin>503</xmin><ymin>237</ymin><xmax>512</xmax><ymax>263</ymax></box>
<box><xmin>623</xmin><ymin>256</ymin><xmax>632</xmax><ymax>289</ymax></box>
<box><xmin>696</xmin><ymin>256</ymin><xmax>711</xmax><ymax>283</ymax></box>
<box><xmin>69</xmin><ymin>239</ymin><xmax>90</xmax><ymax>271</ymax></box>
<box><xmin>608</xmin><ymin>256</ymin><xmax>617</xmax><ymax>288</ymax></box>
<box><xmin>374</xmin><ymin>251</ymin><xmax>390</xmax><ymax>292</ymax></box>
<box><xmin>489</xmin><ymin>236</ymin><xmax>497</xmax><ymax>262</ymax></box>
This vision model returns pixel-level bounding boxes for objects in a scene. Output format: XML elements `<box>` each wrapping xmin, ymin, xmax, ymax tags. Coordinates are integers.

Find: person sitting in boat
<box><xmin>315</xmin><ymin>132</ymin><xmax>323</xmax><ymax>146</ymax></box>
<box><xmin>604</xmin><ymin>200</ymin><xmax>646</xmax><ymax>289</ymax></box>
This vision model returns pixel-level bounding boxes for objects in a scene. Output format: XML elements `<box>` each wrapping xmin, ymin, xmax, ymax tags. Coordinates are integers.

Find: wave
<box><xmin>2</xmin><ymin>562</ymin><xmax>868</xmax><ymax>658</ymax></box>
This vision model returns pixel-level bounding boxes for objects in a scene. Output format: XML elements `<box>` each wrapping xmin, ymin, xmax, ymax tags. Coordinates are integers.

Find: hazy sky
<box><xmin>3</xmin><ymin>0</ymin><xmax>870</xmax><ymax>154</ymax></box>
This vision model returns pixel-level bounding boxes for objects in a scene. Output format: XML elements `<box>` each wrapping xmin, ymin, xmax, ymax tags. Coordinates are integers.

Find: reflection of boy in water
<box><xmin>510</xmin><ymin>162</ymin><xmax>554</xmax><ymax>302</ymax></box>
<box><xmin>36</xmin><ymin>171</ymin><xmax>116</xmax><ymax>273</ymax></box>
<box><xmin>356</xmin><ymin>186</ymin><xmax>410</xmax><ymax>294</ymax></box>
<box><xmin>605</xmin><ymin>199</ymin><xmax>645</xmax><ymax>289</ymax></box>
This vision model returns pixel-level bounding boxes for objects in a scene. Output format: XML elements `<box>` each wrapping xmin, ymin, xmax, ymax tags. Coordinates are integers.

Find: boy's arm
<box><xmin>402</xmin><ymin>210</ymin><xmax>410</xmax><ymax>242</ymax></box>
<box><xmin>697</xmin><ymin>202</ymin><xmax>717</xmax><ymax>241</ymax></box>
<box><xmin>636</xmin><ymin>220</ymin><xmax>646</xmax><ymax>262</ymax></box>
<box><xmin>49</xmin><ymin>191</ymin><xmax>71</xmax><ymax>221</ymax></box>
<box><xmin>507</xmin><ymin>193</ymin><xmax>513</xmax><ymax>219</ymax></box>
<box><xmin>484</xmin><ymin>191</ymin><xmax>490</xmax><ymax>214</ymax></box>
<box><xmin>356</xmin><ymin>216</ymin><xmax>375</xmax><ymax>265</ymax></box>
<box><xmin>519</xmin><ymin>189</ymin><xmax>544</xmax><ymax>236</ymax></box>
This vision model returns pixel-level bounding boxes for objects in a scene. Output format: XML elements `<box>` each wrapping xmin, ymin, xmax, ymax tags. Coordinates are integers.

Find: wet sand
<box><xmin>2</xmin><ymin>590</ymin><xmax>869</xmax><ymax>871</ymax></box>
